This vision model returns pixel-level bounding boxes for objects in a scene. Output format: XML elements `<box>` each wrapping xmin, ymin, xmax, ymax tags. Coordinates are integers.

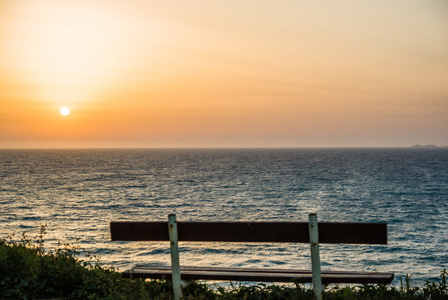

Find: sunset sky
<box><xmin>1</xmin><ymin>0</ymin><xmax>447</xmax><ymax>148</ymax></box>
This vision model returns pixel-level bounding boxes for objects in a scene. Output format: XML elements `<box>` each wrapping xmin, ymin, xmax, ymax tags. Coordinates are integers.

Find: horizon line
<box><xmin>1</xmin><ymin>145</ymin><xmax>447</xmax><ymax>150</ymax></box>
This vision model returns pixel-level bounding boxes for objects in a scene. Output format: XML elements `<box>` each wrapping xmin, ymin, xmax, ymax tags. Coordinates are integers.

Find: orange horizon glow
<box><xmin>1</xmin><ymin>0</ymin><xmax>447</xmax><ymax>148</ymax></box>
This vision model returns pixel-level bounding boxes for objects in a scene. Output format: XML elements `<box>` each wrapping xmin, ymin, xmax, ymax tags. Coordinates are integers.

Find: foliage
<box><xmin>0</xmin><ymin>226</ymin><xmax>157</xmax><ymax>299</ymax></box>
<box><xmin>1</xmin><ymin>228</ymin><xmax>447</xmax><ymax>299</ymax></box>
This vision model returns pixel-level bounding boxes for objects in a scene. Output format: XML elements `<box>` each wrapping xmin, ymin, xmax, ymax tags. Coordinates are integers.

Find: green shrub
<box><xmin>0</xmin><ymin>226</ymin><xmax>160</xmax><ymax>299</ymax></box>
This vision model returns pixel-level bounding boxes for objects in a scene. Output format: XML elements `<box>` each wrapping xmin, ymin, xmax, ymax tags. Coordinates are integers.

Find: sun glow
<box><xmin>2</xmin><ymin>1</ymin><xmax>154</xmax><ymax>105</ymax></box>
<box><xmin>60</xmin><ymin>107</ymin><xmax>70</xmax><ymax>116</ymax></box>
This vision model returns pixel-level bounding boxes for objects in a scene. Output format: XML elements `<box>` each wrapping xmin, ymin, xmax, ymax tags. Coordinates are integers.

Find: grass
<box><xmin>1</xmin><ymin>227</ymin><xmax>447</xmax><ymax>299</ymax></box>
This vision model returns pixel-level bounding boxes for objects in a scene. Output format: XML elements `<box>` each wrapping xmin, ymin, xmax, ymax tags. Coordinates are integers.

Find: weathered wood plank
<box><xmin>129</xmin><ymin>265</ymin><xmax>393</xmax><ymax>276</ymax></box>
<box><xmin>110</xmin><ymin>221</ymin><xmax>387</xmax><ymax>244</ymax></box>
<box><xmin>121</xmin><ymin>265</ymin><xmax>394</xmax><ymax>284</ymax></box>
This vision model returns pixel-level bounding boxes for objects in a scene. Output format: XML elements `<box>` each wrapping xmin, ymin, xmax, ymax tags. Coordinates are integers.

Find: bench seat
<box><xmin>123</xmin><ymin>265</ymin><xmax>394</xmax><ymax>284</ymax></box>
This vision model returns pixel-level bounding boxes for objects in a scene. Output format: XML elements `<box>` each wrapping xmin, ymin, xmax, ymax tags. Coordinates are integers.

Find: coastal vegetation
<box><xmin>1</xmin><ymin>228</ymin><xmax>447</xmax><ymax>299</ymax></box>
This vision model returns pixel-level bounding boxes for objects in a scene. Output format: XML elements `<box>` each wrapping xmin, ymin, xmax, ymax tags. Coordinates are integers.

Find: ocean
<box><xmin>1</xmin><ymin>148</ymin><xmax>447</xmax><ymax>285</ymax></box>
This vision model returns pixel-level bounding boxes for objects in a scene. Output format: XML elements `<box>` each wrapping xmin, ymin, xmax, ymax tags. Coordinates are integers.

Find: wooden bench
<box><xmin>110</xmin><ymin>213</ymin><xmax>393</xmax><ymax>300</ymax></box>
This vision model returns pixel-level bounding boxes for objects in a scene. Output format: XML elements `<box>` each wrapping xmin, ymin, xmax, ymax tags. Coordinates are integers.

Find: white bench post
<box><xmin>168</xmin><ymin>214</ymin><xmax>183</xmax><ymax>300</ymax></box>
<box><xmin>309</xmin><ymin>213</ymin><xmax>323</xmax><ymax>300</ymax></box>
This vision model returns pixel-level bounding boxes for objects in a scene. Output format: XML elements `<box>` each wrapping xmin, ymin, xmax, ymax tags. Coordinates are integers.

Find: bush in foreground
<box><xmin>1</xmin><ymin>228</ymin><xmax>447</xmax><ymax>299</ymax></box>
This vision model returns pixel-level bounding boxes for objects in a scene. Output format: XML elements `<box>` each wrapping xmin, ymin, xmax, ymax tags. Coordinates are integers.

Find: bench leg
<box><xmin>169</xmin><ymin>214</ymin><xmax>183</xmax><ymax>300</ymax></box>
<box><xmin>309</xmin><ymin>213</ymin><xmax>323</xmax><ymax>300</ymax></box>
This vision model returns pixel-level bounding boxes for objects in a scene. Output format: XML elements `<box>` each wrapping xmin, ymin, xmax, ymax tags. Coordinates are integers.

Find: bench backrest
<box><xmin>110</xmin><ymin>221</ymin><xmax>387</xmax><ymax>244</ymax></box>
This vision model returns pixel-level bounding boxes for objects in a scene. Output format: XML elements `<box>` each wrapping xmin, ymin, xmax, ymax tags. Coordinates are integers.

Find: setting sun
<box><xmin>60</xmin><ymin>107</ymin><xmax>70</xmax><ymax>116</ymax></box>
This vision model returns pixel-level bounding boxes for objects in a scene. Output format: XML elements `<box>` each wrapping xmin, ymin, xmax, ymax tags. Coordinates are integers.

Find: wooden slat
<box><xmin>122</xmin><ymin>265</ymin><xmax>394</xmax><ymax>284</ymax></box>
<box><xmin>129</xmin><ymin>265</ymin><xmax>392</xmax><ymax>276</ymax></box>
<box><xmin>110</xmin><ymin>221</ymin><xmax>387</xmax><ymax>244</ymax></box>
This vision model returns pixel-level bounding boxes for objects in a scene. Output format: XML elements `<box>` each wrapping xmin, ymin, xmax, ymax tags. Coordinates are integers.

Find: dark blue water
<box><xmin>1</xmin><ymin>148</ymin><xmax>447</xmax><ymax>285</ymax></box>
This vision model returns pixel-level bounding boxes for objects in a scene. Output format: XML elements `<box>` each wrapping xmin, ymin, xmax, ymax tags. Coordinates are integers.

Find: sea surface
<box><xmin>1</xmin><ymin>148</ymin><xmax>447</xmax><ymax>285</ymax></box>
